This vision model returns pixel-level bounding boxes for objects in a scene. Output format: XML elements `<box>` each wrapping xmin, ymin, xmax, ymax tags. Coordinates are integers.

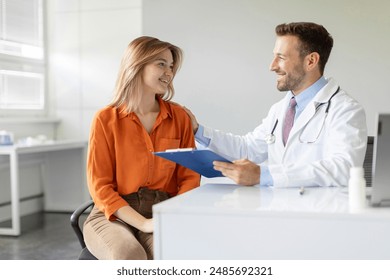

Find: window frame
<box><xmin>0</xmin><ymin>0</ymin><xmax>47</xmax><ymax>117</ymax></box>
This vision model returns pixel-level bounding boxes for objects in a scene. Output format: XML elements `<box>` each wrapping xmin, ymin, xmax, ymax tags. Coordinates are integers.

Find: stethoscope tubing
<box><xmin>265</xmin><ymin>87</ymin><xmax>340</xmax><ymax>145</ymax></box>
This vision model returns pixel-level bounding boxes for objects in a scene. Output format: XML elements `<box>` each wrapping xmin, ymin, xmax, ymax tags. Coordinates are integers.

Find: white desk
<box><xmin>153</xmin><ymin>183</ymin><xmax>390</xmax><ymax>259</ymax></box>
<box><xmin>0</xmin><ymin>140</ymin><xmax>88</xmax><ymax>236</ymax></box>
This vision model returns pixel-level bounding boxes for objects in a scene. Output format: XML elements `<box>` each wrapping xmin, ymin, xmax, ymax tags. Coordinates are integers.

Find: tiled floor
<box><xmin>0</xmin><ymin>212</ymin><xmax>83</xmax><ymax>260</ymax></box>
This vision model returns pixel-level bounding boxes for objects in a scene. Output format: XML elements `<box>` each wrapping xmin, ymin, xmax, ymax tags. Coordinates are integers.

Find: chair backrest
<box><xmin>363</xmin><ymin>136</ymin><xmax>374</xmax><ymax>187</ymax></box>
<box><xmin>70</xmin><ymin>200</ymin><xmax>94</xmax><ymax>248</ymax></box>
<box><xmin>70</xmin><ymin>200</ymin><xmax>98</xmax><ymax>259</ymax></box>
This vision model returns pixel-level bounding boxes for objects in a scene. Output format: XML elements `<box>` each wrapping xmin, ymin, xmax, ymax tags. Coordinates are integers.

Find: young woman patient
<box><xmin>83</xmin><ymin>36</ymin><xmax>200</xmax><ymax>260</ymax></box>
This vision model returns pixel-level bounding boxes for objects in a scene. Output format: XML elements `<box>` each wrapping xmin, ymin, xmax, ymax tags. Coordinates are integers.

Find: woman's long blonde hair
<box><xmin>109</xmin><ymin>36</ymin><xmax>183</xmax><ymax>113</ymax></box>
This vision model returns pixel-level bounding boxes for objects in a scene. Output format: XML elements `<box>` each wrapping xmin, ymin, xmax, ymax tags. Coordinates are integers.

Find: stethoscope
<box><xmin>265</xmin><ymin>87</ymin><xmax>340</xmax><ymax>145</ymax></box>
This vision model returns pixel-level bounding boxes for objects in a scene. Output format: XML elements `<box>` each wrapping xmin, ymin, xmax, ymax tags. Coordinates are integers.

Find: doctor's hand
<box><xmin>182</xmin><ymin>106</ymin><xmax>199</xmax><ymax>134</ymax></box>
<box><xmin>168</xmin><ymin>101</ymin><xmax>199</xmax><ymax>134</ymax></box>
<box><xmin>213</xmin><ymin>159</ymin><xmax>260</xmax><ymax>186</ymax></box>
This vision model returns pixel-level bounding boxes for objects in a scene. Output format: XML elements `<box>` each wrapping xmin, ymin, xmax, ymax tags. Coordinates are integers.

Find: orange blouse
<box><xmin>87</xmin><ymin>97</ymin><xmax>200</xmax><ymax>220</ymax></box>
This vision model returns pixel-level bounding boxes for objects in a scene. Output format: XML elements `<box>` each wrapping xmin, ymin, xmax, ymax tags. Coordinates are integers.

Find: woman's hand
<box><xmin>114</xmin><ymin>206</ymin><xmax>154</xmax><ymax>233</ymax></box>
<box><xmin>141</xmin><ymin>218</ymin><xmax>154</xmax><ymax>233</ymax></box>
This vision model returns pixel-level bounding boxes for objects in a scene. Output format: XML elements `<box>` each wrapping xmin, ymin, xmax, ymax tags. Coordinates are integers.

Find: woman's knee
<box><xmin>110</xmin><ymin>241</ymin><xmax>148</xmax><ymax>260</ymax></box>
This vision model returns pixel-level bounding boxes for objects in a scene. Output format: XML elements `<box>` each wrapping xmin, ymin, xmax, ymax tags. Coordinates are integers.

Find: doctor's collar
<box><xmin>289</xmin><ymin>76</ymin><xmax>328</xmax><ymax>109</ymax></box>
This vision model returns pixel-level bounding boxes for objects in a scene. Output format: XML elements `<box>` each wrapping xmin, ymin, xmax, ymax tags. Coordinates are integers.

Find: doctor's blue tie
<box><xmin>283</xmin><ymin>97</ymin><xmax>297</xmax><ymax>146</ymax></box>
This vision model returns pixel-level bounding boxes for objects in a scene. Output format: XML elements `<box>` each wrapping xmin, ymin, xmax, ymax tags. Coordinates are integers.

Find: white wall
<box><xmin>46</xmin><ymin>0</ymin><xmax>142</xmax><ymax>140</ymax></box>
<box><xmin>143</xmin><ymin>0</ymin><xmax>390</xmax><ymax>136</ymax></box>
<box><xmin>46</xmin><ymin>0</ymin><xmax>390</xmax><ymax>139</ymax></box>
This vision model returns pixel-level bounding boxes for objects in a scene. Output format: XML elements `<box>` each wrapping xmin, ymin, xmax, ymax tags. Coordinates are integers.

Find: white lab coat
<box><xmin>202</xmin><ymin>78</ymin><xmax>368</xmax><ymax>187</ymax></box>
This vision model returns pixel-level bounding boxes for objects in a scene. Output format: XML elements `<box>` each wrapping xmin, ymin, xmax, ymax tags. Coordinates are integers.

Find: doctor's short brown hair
<box><xmin>275</xmin><ymin>22</ymin><xmax>333</xmax><ymax>75</ymax></box>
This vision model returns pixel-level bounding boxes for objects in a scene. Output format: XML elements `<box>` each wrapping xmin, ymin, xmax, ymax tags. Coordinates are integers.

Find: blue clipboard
<box><xmin>154</xmin><ymin>149</ymin><xmax>231</xmax><ymax>178</ymax></box>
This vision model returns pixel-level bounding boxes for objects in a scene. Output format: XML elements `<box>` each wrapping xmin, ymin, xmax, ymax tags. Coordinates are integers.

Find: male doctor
<box><xmin>185</xmin><ymin>22</ymin><xmax>367</xmax><ymax>187</ymax></box>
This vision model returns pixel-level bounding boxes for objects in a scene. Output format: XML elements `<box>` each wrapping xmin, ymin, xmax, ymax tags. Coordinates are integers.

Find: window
<box><xmin>0</xmin><ymin>0</ymin><xmax>45</xmax><ymax>116</ymax></box>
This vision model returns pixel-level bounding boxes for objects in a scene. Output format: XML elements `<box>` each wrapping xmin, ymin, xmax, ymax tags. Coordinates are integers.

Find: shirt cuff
<box><xmin>260</xmin><ymin>164</ymin><xmax>273</xmax><ymax>186</ymax></box>
<box><xmin>195</xmin><ymin>125</ymin><xmax>211</xmax><ymax>147</ymax></box>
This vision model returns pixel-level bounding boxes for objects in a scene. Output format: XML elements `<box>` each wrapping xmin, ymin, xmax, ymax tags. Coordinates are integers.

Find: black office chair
<box><xmin>363</xmin><ymin>136</ymin><xmax>374</xmax><ymax>187</ymax></box>
<box><xmin>70</xmin><ymin>200</ymin><xmax>98</xmax><ymax>260</ymax></box>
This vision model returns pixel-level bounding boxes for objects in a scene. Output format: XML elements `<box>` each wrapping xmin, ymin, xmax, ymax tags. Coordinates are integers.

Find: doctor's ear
<box><xmin>305</xmin><ymin>52</ymin><xmax>320</xmax><ymax>71</ymax></box>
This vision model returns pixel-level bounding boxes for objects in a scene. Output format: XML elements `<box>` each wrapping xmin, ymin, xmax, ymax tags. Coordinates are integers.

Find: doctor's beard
<box><xmin>276</xmin><ymin>65</ymin><xmax>306</xmax><ymax>93</ymax></box>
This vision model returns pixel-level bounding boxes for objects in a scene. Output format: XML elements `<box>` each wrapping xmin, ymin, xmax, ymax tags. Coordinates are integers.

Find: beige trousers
<box><xmin>83</xmin><ymin>188</ymin><xmax>170</xmax><ymax>260</ymax></box>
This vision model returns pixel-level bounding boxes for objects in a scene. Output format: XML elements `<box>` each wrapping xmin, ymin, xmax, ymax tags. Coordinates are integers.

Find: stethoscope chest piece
<box><xmin>265</xmin><ymin>133</ymin><xmax>276</xmax><ymax>144</ymax></box>
<box><xmin>265</xmin><ymin>119</ymin><xmax>278</xmax><ymax>144</ymax></box>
